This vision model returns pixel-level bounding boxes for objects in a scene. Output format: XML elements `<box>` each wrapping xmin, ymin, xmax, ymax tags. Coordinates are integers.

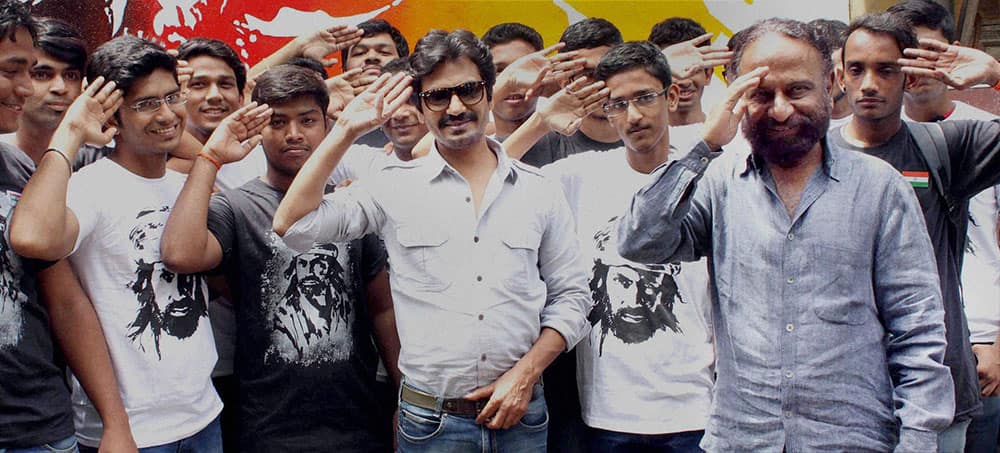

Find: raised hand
<box><xmin>899</xmin><ymin>38</ymin><xmax>1000</xmax><ymax>90</ymax></box>
<box><xmin>201</xmin><ymin>102</ymin><xmax>272</xmax><ymax>164</ymax></box>
<box><xmin>335</xmin><ymin>72</ymin><xmax>414</xmax><ymax>137</ymax></box>
<box><xmin>56</xmin><ymin>76</ymin><xmax>123</xmax><ymax>151</ymax></box>
<box><xmin>538</xmin><ymin>76</ymin><xmax>609</xmax><ymax>135</ymax></box>
<box><xmin>495</xmin><ymin>43</ymin><xmax>586</xmax><ymax>100</ymax></box>
<box><xmin>663</xmin><ymin>32</ymin><xmax>733</xmax><ymax>79</ymax></box>
<box><xmin>702</xmin><ymin>66</ymin><xmax>767</xmax><ymax>150</ymax></box>
<box><xmin>325</xmin><ymin>67</ymin><xmax>380</xmax><ymax>119</ymax></box>
<box><xmin>297</xmin><ymin>25</ymin><xmax>365</xmax><ymax>67</ymax></box>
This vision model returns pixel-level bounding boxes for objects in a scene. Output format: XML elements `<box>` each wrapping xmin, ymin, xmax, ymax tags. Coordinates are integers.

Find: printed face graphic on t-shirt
<box><xmin>264</xmin><ymin>235</ymin><xmax>356</xmax><ymax>365</ymax></box>
<box><xmin>126</xmin><ymin>206</ymin><xmax>208</xmax><ymax>358</ymax></box>
<box><xmin>0</xmin><ymin>191</ymin><xmax>26</xmax><ymax>348</ymax></box>
<box><xmin>587</xmin><ymin>217</ymin><xmax>684</xmax><ymax>355</ymax></box>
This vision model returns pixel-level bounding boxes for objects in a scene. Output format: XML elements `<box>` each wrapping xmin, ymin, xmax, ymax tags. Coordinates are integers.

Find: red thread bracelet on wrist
<box><xmin>992</xmin><ymin>78</ymin><xmax>1000</xmax><ymax>91</ymax></box>
<box><xmin>197</xmin><ymin>152</ymin><xmax>222</xmax><ymax>170</ymax></box>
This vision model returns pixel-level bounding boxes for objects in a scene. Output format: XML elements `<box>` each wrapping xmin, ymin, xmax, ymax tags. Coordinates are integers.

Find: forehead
<box><xmin>605</xmin><ymin>67</ymin><xmax>664</xmax><ymax>97</ymax></box>
<box><xmin>576</xmin><ymin>45</ymin><xmax>612</xmax><ymax>67</ymax></box>
<box><xmin>125</xmin><ymin>68</ymin><xmax>179</xmax><ymax>99</ymax></box>
<box><xmin>187</xmin><ymin>55</ymin><xmax>237</xmax><ymax>78</ymax></box>
<box><xmin>34</xmin><ymin>51</ymin><xmax>78</xmax><ymax>71</ymax></box>
<box><xmin>843</xmin><ymin>29</ymin><xmax>903</xmax><ymax>62</ymax></box>
<box><xmin>421</xmin><ymin>56</ymin><xmax>481</xmax><ymax>91</ymax></box>
<box><xmin>0</xmin><ymin>28</ymin><xmax>35</xmax><ymax>63</ymax></box>
<box><xmin>739</xmin><ymin>33</ymin><xmax>825</xmax><ymax>82</ymax></box>
<box><xmin>490</xmin><ymin>39</ymin><xmax>536</xmax><ymax>63</ymax></box>
<box><xmin>269</xmin><ymin>95</ymin><xmax>323</xmax><ymax>116</ymax></box>
<box><xmin>355</xmin><ymin>33</ymin><xmax>398</xmax><ymax>51</ymax></box>
<box><xmin>913</xmin><ymin>25</ymin><xmax>947</xmax><ymax>43</ymax></box>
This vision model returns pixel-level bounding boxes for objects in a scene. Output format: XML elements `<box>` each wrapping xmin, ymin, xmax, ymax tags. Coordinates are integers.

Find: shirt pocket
<box><xmin>499</xmin><ymin>229</ymin><xmax>542</xmax><ymax>294</ymax></box>
<box><xmin>811</xmin><ymin>244</ymin><xmax>871</xmax><ymax>326</ymax></box>
<box><xmin>395</xmin><ymin>224</ymin><xmax>453</xmax><ymax>292</ymax></box>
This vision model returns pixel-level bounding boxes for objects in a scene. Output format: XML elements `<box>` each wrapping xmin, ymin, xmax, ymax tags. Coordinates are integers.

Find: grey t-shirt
<box><xmin>520</xmin><ymin>130</ymin><xmax>623</xmax><ymax>168</ymax></box>
<box><xmin>831</xmin><ymin>120</ymin><xmax>1000</xmax><ymax>419</ymax></box>
<box><xmin>207</xmin><ymin>178</ymin><xmax>388</xmax><ymax>452</ymax></box>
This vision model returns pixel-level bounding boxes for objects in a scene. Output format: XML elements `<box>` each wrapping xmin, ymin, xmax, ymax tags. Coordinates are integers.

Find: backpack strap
<box><xmin>905</xmin><ymin>121</ymin><xmax>961</xmax><ymax>224</ymax></box>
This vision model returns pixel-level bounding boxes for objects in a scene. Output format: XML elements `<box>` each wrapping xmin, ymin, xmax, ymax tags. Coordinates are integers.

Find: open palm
<box><xmin>202</xmin><ymin>102</ymin><xmax>272</xmax><ymax>164</ymax></box>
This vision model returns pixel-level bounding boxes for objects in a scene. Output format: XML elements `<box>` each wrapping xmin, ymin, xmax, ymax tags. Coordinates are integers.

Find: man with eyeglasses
<box><xmin>273</xmin><ymin>29</ymin><xmax>590</xmax><ymax>452</ymax></box>
<box><xmin>10</xmin><ymin>35</ymin><xmax>268</xmax><ymax>452</ymax></box>
<box><xmin>541</xmin><ymin>41</ymin><xmax>714</xmax><ymax>452</ymax></box>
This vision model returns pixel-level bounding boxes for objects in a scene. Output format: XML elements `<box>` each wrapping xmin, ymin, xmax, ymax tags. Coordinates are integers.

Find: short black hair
<box><xmin>887</xmin><ymin>0</ymin><xmax>955</xmax><ymax>43</ymax></box>
<box><xmin>648</xmin><ymin>17</ymin><xmax>707</xmax><ymax>49</ymax></box>
<box><xmin>731</xmin><ymin>18</ymin><xmax>833</xmax><ymax>78</ymax></box>
<box><xmin>341</xmin><ymin>19</ymin><xmax>409</xmax><ymax>66</ymax></box>
<box><xmin>410</xmin><ymin>29</ymin><xmax>495</xmax><ymax>109</ymax></box>
<box><xmin>34</xmin><ymin>18</ymin><xmax>86</xmax><ymax>71</ymax></box>
<box><xmin>844</xmin><ymin>13</ymin><xmax>919</xmax><ymax>65</ymax></box>
<box><xmin>286</xmin><ymin>56</ymin><xmax>327</xmax><ymax>80</ymax></box>
<box><xmin>86</xmin><ymin>35</ymin><xmax>177</xmax><ymax>97</ymax></box>
<box><xmin>559</xmin><ymin>18</ymin><xmax>623</xmax><ymax>53</ymax></box>
<box><xmin>595</xmin><ymin>41</ymin><xmax>672</xmax><ymax>90</ymax></box>
<box><xmin>382</xmin><ymin>57</ymin><xmax>418</xmax><ymax>105</ymax></box>
<box><xmin>481</xmin><ymin>23</ymin><xmax>543</xmax><ymax>51</ymax></box>
<box><xmin>252</xmin><ymin>64</ymin><xmax>329</xmax><ymax>114</ymax></box>
<box><xmin>0</xmin><ymin>0</ymin><xmax>35</xmax><ymax>44</ymax></box>
<box><xmin>176</xmin><ymin>38</ymin><xmax>247</xmax><ymax>92</ymax></box>
<box><xmin>808</xmin><ymin>19</ymin><xmax>848</xmax><ymax>53</ymax></box>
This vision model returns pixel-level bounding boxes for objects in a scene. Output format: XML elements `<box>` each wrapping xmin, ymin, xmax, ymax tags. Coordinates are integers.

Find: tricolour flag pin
<box><xmin>902</xmin><ymin>171</ymin><xmax>930</xmax><ymax>189</ymax></box>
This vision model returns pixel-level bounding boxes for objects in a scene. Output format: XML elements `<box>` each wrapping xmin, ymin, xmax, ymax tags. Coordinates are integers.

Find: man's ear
<box><xmin>835</xmin><ymin>65</ymin><xmax>846</xmax><ymax>94</ymax></box>
<box><xmin>107</xmin><ymin>112</ymin><xmax>121</xmax><ymax>136</ymax></box>
<box><xmin>904</xmin><ymin>73</ymin><xmax>921</xmax><ymax>92</ymax></box>
<box><xmin>703</xmin><ymin>68</ymin><xmax>713</xmax><ymax>85</ymax></box>
<box><xmin>667</xmin><ymin>83</ymin><xmax>680</xmax><ymax>112</ymax></box>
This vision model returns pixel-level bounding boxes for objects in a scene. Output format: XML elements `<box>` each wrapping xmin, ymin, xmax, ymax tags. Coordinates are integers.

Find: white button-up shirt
<box><xmin>282</xmin><ymin>137</ymin><xmax>590</xmax><ymax>397</ymax></box>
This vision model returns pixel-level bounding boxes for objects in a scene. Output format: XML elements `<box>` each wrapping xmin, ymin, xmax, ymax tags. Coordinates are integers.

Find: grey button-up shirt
<box><xmin>282</xmin><ymin>138</ymin><xmax>591</xmax><ymax>398</ymax></box>
<box><xmin>617</xmin><ymin>139</ymin><xmax>953</xmax><ymax>452</ymax></box>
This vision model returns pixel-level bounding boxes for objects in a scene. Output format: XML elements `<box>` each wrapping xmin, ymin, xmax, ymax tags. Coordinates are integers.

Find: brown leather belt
<box><xmin>400</xmin><ymin>384</ymin><xmax>486</xmax><ymax>417</ymax></box>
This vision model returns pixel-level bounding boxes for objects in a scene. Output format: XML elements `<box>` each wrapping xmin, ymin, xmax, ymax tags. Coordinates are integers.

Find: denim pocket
<box><xmin>43</xmin><ymin>436</ymin><xmax>79</xmax><ymax>453</ymax></box>
<box><xmin>398</xmin><ymin>403</ymin><xmax>447</xmax><ymax>442</ymax></box>
<box><xmin>517</xmin><ymin>396</ymin><xmax>549</xmax><ymax>431</ymax></box>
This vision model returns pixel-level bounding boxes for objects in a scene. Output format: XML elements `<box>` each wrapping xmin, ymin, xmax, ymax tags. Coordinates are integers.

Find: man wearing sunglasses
<box><xmin>273</xmin><ymin>29</ymin><xmax>590</xmax><ymax>452</ymax></box>
<box><xmin>542</xmin><ymin>41</ymin><xmax>714</xmax><ymax>452</ymax></box>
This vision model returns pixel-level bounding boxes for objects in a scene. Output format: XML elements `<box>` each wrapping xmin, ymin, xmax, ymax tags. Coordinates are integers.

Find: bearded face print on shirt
<box><xmin>0</xmin><ymin>190</ymin><xmax>26</xmax><ymax>349</ymax></box>
<box><xmin>263</xmin><ymin>232</ymin><xmax>355</xmax><ymax>365</ymax></box>
<box><xmin>126</xmin><ymin>206</ymin><xmax>208</xmax><ymax>359</ymax></box>
<box><xmin>588</xmin><ymin>217</ymin><xmax>685</xmax><ymax>355</ymax></box>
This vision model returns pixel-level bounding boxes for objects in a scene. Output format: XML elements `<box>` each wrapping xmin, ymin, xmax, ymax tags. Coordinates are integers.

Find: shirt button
<box><xmin>784</xmin><ymin>371</ymin><xmax>794</xmax><ymax>379</ymax></box>
<box><xmin>473</xmin><ymin>236</ymin><xmax>479</xmax><ymax>243</ymax></box>
<box><xmin>785</xmin><ymin>323</ymin><xmax>795</xmax><ymax>333</ymax></box>
<box><xmin>478</xmin><ymin>314</ymin><xmax>484</xmax><ymax>321</ymax></box>
<box><xmin>480</xmin><ymin>354</ymin><xmax>487</xmax><ymax>361</ymax></box>
<box><xmin>465</xmin><ymin>196</ymin><xmax>471</xmax><ymax>203</ymax></box>
<box><xmin>785</xmin><ymin>411</ymin><xmax>793</xmax><ymax>418</ymax></box>
<box><xmin>786</xmin><ymin>232</ymin><xmax>794</xmax><ymax>241</ymax></box>
<box><xmin>476</xmin><ymin>275</ymin><xmax>483</xmax><ymax>282</ymax></box>
<box><xmin>700</xmin><ymin>157</ymin><xmax>709</xmax><ymax>164</ymax></box>
<box><xmin>786</xmin><ymin>277</ymin><xmax>794</xmax><ymax>284</ymax></box>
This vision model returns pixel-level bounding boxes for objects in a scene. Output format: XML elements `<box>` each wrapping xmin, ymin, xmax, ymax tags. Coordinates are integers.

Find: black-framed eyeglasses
<box><xmin>602</xmin><ymin>89</ymin><xmax>668</xmax><ymax>117</ymax></box>
<box><xmin>130</xmin><ymin>92</ymin><xmax>187</xmax><ymax>113</ymax></box>
<box><xmin>418</xmin><ymin>81</ymin><xmax>486</xmax><ymax>112</ymax></box>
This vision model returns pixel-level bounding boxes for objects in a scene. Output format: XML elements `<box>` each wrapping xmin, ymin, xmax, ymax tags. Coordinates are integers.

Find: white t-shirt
<box><xmin>66</xmin><ymin>159</ymin><xmax>221</xmax><ymax>448</ymax></box>
<box><xmin>828</xmin><ymin>114</ymin><xmax>853</xmax><ymax>130</ymax></box>
<box><xmin>947</xmin><ymin>101</ymin><xmax>1000</xmax><ymax>343</ymax></box>
<box><xmin>544</xmin><ymin>148</ymin><xmax>714</xmax><ymax>435</ymax></box>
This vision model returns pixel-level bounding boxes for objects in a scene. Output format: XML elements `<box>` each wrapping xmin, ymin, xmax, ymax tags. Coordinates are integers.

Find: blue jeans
<box><xmin>0</xmin><ymin>435</ymin><xmax>78</xmax><ymax>453</ymax></box>
<box><xmin>965</xmin><ymin>395</ymin><xmax>1000</xmax><ymax>453</ymax></box>
<box><xmin>587</xmin><ymin>427</ymin><xmax>704</xmax><ymax>453</ymax></box>
<box><xmin>936</xmin><ymin>417</ymin><xmax>971</xmax><ymax>453</ymax></box>
<box><xmin>397</xmin><ymin>385</ymin><xmax>548</xmax><ymax>452</ymax></box>
<box><xmin>79</xmin><ymin>416</ymin><xmax>221</xmax><ymax>453</ymax></box>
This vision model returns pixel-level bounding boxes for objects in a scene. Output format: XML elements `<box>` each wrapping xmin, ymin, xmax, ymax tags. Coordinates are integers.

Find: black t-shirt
<box><xmin>0</xmin><ymin>143</ymin><xmax>74</xmax><ymax>447</ymax></box>
<box><xmin>520</xmin><ymin>130</ymin><xmax>623</xmax><ymax>168</ymax></box>
<box><xmin>207</xmin><ymin>178</ymin><xmax>389</xmax><ymax>452</ymax></box>
<box><xmin>355</xmin><ymin>129</ymin><xmax>389</xmax><ymax>149</ymax></box>
<box><xmin>832</xmin><ymin>120</ymin><xmax>1000</xmax><ymax>419</ymax></box>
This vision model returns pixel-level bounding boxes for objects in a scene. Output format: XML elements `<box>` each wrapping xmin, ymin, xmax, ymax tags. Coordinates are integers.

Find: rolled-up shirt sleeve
<box><xmin>617</xmin><ymin>141</ymin><xmax>720</xmax><ymax>265</ymax></box>
<box><xmin>281</xmin><ymin>180</ymin><xmax>385</xmax><ymax>254</ymax></box>
<box><xmin>537</xmin><ymin>180</ymin><xmax>591</xmax><ymax>350</ymax></box>
<box><xmin>873</xmin><ymin>174</ymin><xmax>954</xmax><ymax>452</ymax></box>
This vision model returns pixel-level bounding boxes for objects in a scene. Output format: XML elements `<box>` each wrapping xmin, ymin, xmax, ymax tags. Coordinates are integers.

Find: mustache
<box><xmin>439</xmin><ymin>111</ymin><xmax>477</xmax><ymax>128</ymax></box>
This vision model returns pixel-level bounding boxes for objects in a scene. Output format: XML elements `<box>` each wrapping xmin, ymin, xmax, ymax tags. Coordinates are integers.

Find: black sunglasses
<box><xmin>418</xmin><ymin>81</ymin><xmax>486</xmax><ymax>112</ymax></box>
